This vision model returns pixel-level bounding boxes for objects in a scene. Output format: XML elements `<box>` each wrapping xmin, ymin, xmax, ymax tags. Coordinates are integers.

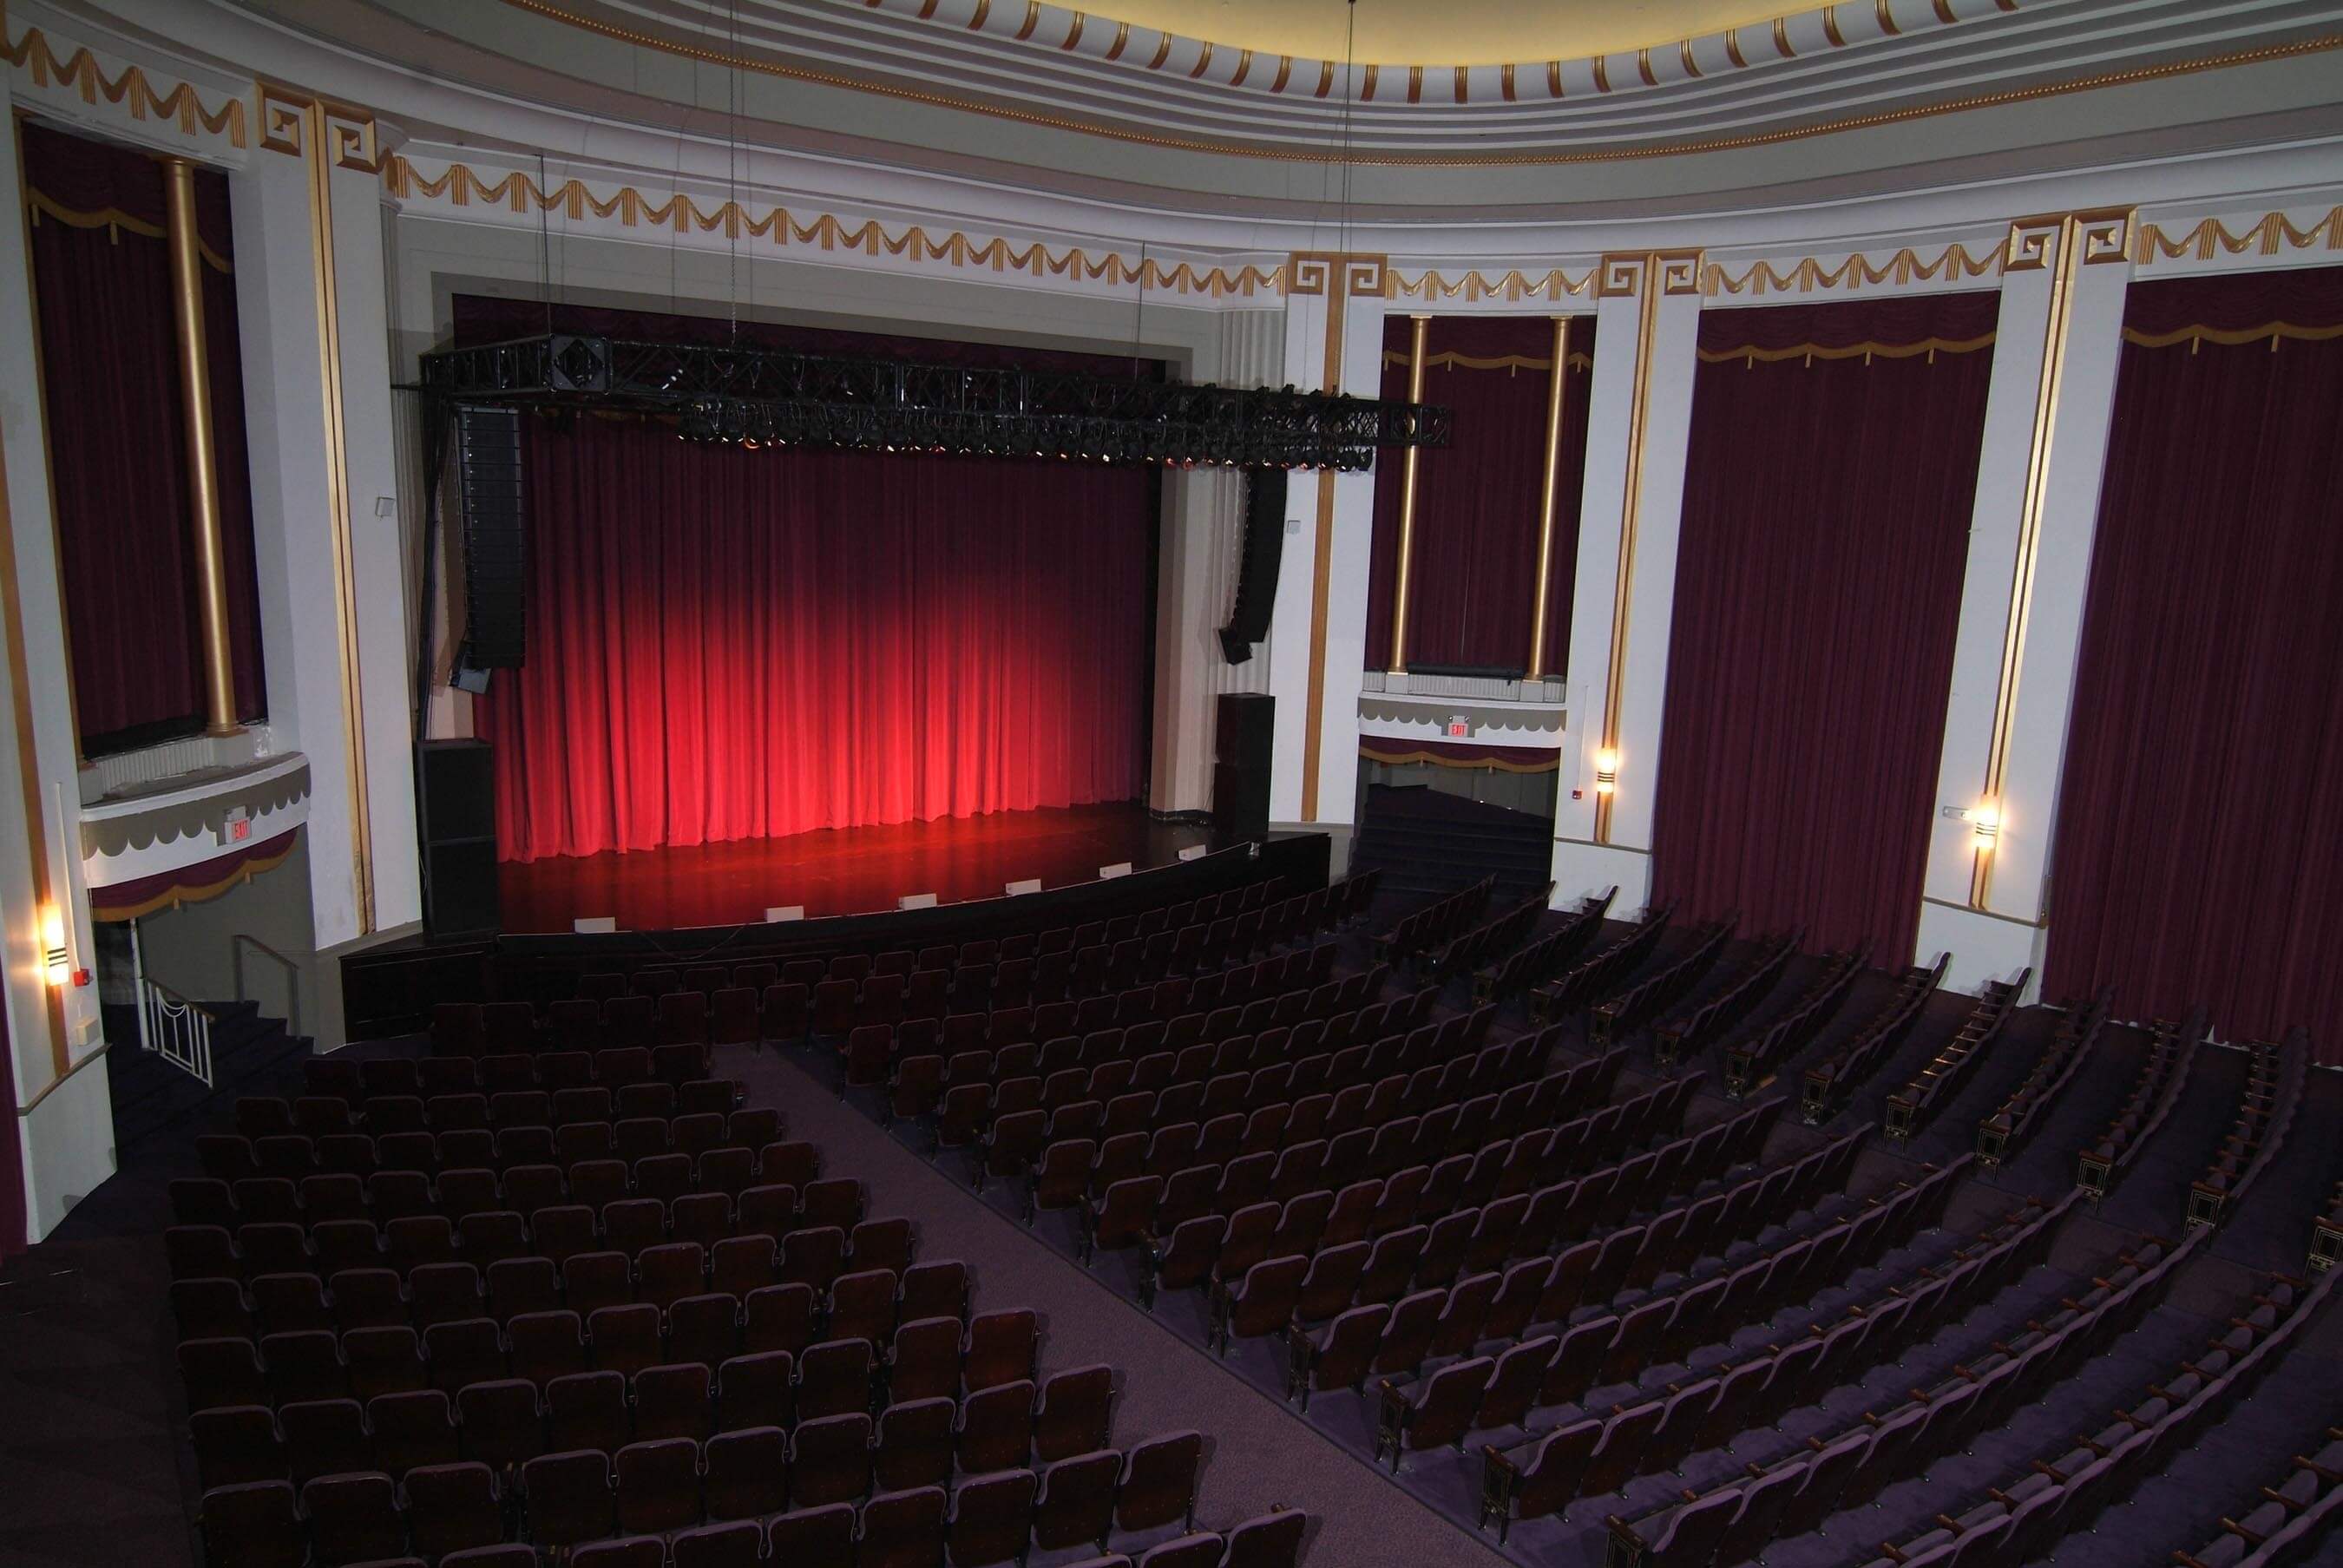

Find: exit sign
<box><xmin>1446</xmin><ymin>716</ymin><xmax>1472</xmax><ymax>738</ymax></box>
<box><xmin>220</xmin><ymin>806</ymin><xmax>252</xmax><ymax>846</ymax></box>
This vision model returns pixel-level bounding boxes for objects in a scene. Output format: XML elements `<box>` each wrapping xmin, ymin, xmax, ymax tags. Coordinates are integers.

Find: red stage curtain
<box><xmin>0</xmin><ymin>1004</ymin><xmax>23</xmax><ymax>1257</ymax></box>
<box><xmin>22</xmin><ymin>122</ymin><xmax>265</xmax><ymax>751</ymax></box>
<box><xmin>475</xmin><ymin>416</ymin><xmax>1152</xmax><ymax>861</ymax></box>
<box><xmin>1364</xmin><ymin>315</ymin><xmax>1594</xmax><ymax>672</ymax></box>
<box><xmin>1649</xmin><ymin>292</ymin><xmax>1998</xmax><ymax>957</ymax></box>
<box><xmin>2044</xmin><ymin>266</ymin><xmax>2343</xmax><ymax>1060</ymax></box>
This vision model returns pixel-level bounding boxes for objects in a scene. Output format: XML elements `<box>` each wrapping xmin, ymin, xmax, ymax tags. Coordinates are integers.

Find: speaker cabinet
<box><xmin>456</xmin><ymin>404</ymin><xmax>528</xmax><ymax>670</ymax></box>
<box><xmin>1215</xmin><ymin>692</ymin><xmax>1275</xmax><ymax>769</ymax></box>
<box><xmin>1211</xmin><ymin>763</ymin><xmax>1272</xmax><ymax>843</ymax></box>
<box><xmin>419</xmin><ymin>738</ymin><xmax>500</xmax><ymax>936</ymax></box>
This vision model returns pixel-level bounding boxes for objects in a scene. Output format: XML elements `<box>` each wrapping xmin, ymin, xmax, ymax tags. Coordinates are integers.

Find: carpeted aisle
<box><xmin>721</xmin><ymin>1042</ymin><xmax>1513</xmax><ymax>1568</ymax></box>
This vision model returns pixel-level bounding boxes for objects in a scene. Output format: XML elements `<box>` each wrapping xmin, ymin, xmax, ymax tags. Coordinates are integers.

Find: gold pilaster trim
<box><xmin>1592</xmin><ymin>252</ymin><xmax>1695</xmax><ymax>844</ymax></box>
<box><xmin>1060</xmin><ymin>12</ymin><xmax>1083</xmax><ymax>50</ymax></box>
<box><xmin>1270</xmin><ymin>56</ymin><xmax>1292</xmax><ymax>92</ymax></box>
<box><xmin>1014</xmin><ymin>1</ymin><xmax>1040</xmax><ymax>43</ymax></box>
<box><xmin>1388</xmin><ymin>313</ymin><xmax>1431</xmax><ymax>674</ymax></box>
<box><xmin>161</xmin><ymin>157</ymin><xmax>240</xmax><ymax>738</ymax></box>
<box><xmin>1290</xmin><ymin>253</ymin><xmax>1386</xmax><ymax>824</ymax></box>
<box><xmin>300</xmin><ymin>101</ymin><xmax>375</xmax><ymax>935</ymax></box>
<box><xmin>1526</xmin><ymin>315</ymin><xmax>1574</xmax><ymax>679</ymax></box>
<box><xmin>1231</xmin><ymin>49</ymin><xmax>1253</xmax><ymax>87</ymax></box>
<box><xmin>1680</xmin><ymin>40</ymin><xmax>1703</xmax><ymax>78</ymax></box>
<box><xmin>13</xmin><ymin>120</ymin><xmax>83</xmax><ymax>765</ymax></box>
<box><xmin>1971</xmin><ymin>210</ymin><xmax>2128</xmax><ymax>909</ymax></box>
<box><xmin>1823</xmin><ymin>7</ymin><xmax>1848</xmax><ymax>47</ymax></box>
<box><xmin>1103</xmin><ymin>21</ymin><xmax>1127</xmax><ymax>60</ymax></box>
<box><xmin>1190</xmin><ymin>42</ymin><xmax>1215</xmax><ymax>79</ymax></box>
<box><xmin>1877</xmin><ymin>0</ymin><xmax>1902</xmax><ymax>36</ymax></box>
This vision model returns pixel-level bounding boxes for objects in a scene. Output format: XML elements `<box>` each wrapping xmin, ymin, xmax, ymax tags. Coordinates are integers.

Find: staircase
<box><xmin>1349</xmin><ymin>784</ymin><xmax>1554</xmax><ymax>902</ymax></box>
<box><xmin>105</xmin><ymin>998</ymin><xmax>311</xmax><ymax>1150</ymax></box>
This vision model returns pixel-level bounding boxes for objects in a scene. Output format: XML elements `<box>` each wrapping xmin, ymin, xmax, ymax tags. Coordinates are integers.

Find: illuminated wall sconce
<box><xmin>1593</xmin><ymin>748</ymin><xmax>1620</xmax><ymax>796</ymax></box>
<box><xmin>1971</xmin><ymin>804</ymin><xmax>2001</xmax><ymax>851</ymax></box>
<box><xmin>42</xmin><ymin>907</ymin><xmax>70</xmax><ymax>987</ymax></box>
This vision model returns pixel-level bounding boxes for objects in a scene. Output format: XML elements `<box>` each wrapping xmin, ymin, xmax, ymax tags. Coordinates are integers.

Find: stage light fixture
<box><xmin>1593</xmin><ymin>748</ymin><xmax>1620</xmax><ymax>796</ymax></box>
<box><xmin>1971</xmin><ymin>804</ymin><xmax>2001</xmax><ymax>850</ymax></box>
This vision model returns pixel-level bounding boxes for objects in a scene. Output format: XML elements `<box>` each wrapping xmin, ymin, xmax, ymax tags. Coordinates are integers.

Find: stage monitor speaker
<box><xmin>419</xmin><ymin>738</ymin><xmax>500</xmax><ymax>935</ymax></box>
<box><xmin>1005</xmin><ymin>878</ymin><xmax>1042</xmax><ymax>896</ymax></box>
<box><xmin>765</xmin><ymin>906</ymin><xmax>805</xmax><ymax>923</ymax></box>
<box><xmin>573</xmin><ymin>916</ymin><xmax>617</xmax><ymax>934</ymax></box>
<box><xmin>1218</xmin><ymin>470</ymin><xmax>1286</xmax><ymax>663</ymax></box>
<box><xmin>1098</xmin><ymin>862</ymin><xmax>1132</xmax><ymax>880</ymax></box>
<box><xmin>1216</xmin><ymin>692</ymin><xmax>1274</xmax><ymax>769</ymax></box>
<box><xmin>1212</xmin><ymin>762</ymin><xmax>1271</xmax><ymax>843</ymax></box>
<box><xmin>456</xmin><ymin>403</ymin><xmax>528</xmax><ymax>671</ymax></box>
<box><xmin>899</xmin><ymin>893</ymin><xmax>939</xmax><ymax>910</ymax></box>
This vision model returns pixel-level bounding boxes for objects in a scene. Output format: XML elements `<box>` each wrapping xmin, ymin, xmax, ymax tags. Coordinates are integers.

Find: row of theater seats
<box><xmin>1053</xmin><ymin>1046</ymin><xmax>1643</xmax><ymax>1255</ymax></box>
<box><xmin>2077</xmin><ymin>1007</ymin><xmax>2207</xmax><ymax>1199</ymax></box>
<box><xmin>196</xmin><ymin>1426</ymin><xmax>1222</xmax><ymax>1568</ymax></box>
<box><xmin>1420</xmin><ymin>886</ymin><xmax>1552</xmax><ymax>987</ymax></box>
<box><xmin>1477</xmin><ymin>1158</ymin><xmax>1983</xmax><ymax>1539</ymax></box>
<box><xmin>2187</xmin><ymin>1028</ymin><xmax>2307</xmax><ymax>1228</ymax></box>
<box><xmin>1529</xmin><ymin>902</ymin><xmax>1675</xmax><ymax>1023</ymax></box>
<box><xmin>1172</xmin><ymin>1076</ymin><xmax>1727</xmax><ymax>1348</ymax></box>
<box><xmin>1598</xmin><ymin>1191</ymin><xmax>2098</xmax><ymax>1565</ymax></box>
<box><xmin>1791</xmin><ymin>955</ymin><xmax>1945</xmax><ymax>1123</ymax></box>
<box><xmin>305</xmin><ymin>1054</ymin><xmax>724</xmax><ymax>1108</ymax></box>
<box><xmin>1274</xmin><ymin>1112</ymin><xmax>1836</xmax><ymax>1430</ymax></box>
<box><xmin>1469</xmin><ymin>889</ymin><xmax>1615</xmax><ymax>1005</ymax></box>
<box><xmin>1645</xmin><ymin>928</ymin><xmax>1808</xmax><ymax>1071</ymax></box>
<box><xmin>436</xmin><ymin>875</ymin><xmax>1375</xmax><ymax>1060</ymax></box>
<box><xmin>204</xmin><ymin>1102</ymin><xmax>769</xmax><ymax>1179</ymax></box>
<box><xmin>2175</xmin><ymin>1427</ymin><xmax>2343</xmax><ymax>1568</ymax></box>
<box><xmin>1880</xmin><ymin>972</ymin><xmax>2026</xmax><ymax>1144</ymax></box>
<box><xmin>1856</xmin><ymin>1261</ymin><xmax>2336</xmax><ymax>1568</ymax></box>
<box><xmin>1370</xmin><ymin>876</ymin><xmax>1493</xmax><ymax>967</ymax></box>
<box><xmin>1974</xmin><ymin>988</ymin><xmax>2110</xmax><ymax>1167</ymax></box>
<box><xmin>1715</xmin><ymin>943</ymin><xmax>1867</xmax><ymax>1099</ymax></box>
<box><xmin>240</xmin><ymin>1082</ymin><xmax>740</xmax><ymax>1141</ymax></box>
<box><xmin>1337</xmin><ymin>1125</ymin><xmax>1871</xmax><ymax>1467</ymax></box>
<box><xmin>189</xmin><ymin>1329</ymin><xmax>1087</xmax><ymax>1490</ymax></box>
<box><xmin>1588</xmin><ymin>918</ymin><xmax>1736</xmax><ymax>1052</ymax></box>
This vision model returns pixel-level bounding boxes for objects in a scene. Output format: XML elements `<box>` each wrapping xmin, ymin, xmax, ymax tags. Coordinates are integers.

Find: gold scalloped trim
<box><xmin>1697</xmin><ymin>331</ymin><xmax>1996</xmax><ymax>363</ymax></box>
<box><xmin>3</xmin><ymin>23</ymin><xmax>247</xmax><ymax>145</ymax></box>
<box><xmin>2121</xmin><ymin>321</ymin><xmax>2343</xmax><ymax>350</ymax></box>
<box><xmin>1379</xmin><ymin>349</ymin><xmax>1596</xmax><ymax>372</ymax></box>
<box><xmin>384</xmin><ymin>156</ymin><xmax>1284</xmax><ymax>297</ymax></box>
<box><xmin>24</xmin><ymin>189</ymin><xmax>230</xmax><ymax>272</ymax></box>
<box><xmin>1360</xmin><ymin>743</ymin><xmax>1560</xmax><ymax>773</ymax></box>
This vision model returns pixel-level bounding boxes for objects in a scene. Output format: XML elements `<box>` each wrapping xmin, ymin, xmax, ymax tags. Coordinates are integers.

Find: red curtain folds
<box><xmin>1648</xmin><ymin>292</ymin><xmax>1998</xmax><ymax>957</ymax></box>
<box><xmin>474</xmin><ymin>416</ymin><xmax>1152</xmax><ymax>861</ymax></box>
<box><xmin>22</xmin><ymin>121</ymin><xmax>265</xmax><ymax>749</ymax></box>
<box><xmin>2043</xmin><ymin>266</ymin><xmax>2343</xmax><ymax>1060</ymax></box>
<box><xmin>1364</xmin><ymin>315</ymin><xmax>1595</xmax><ymax>672</ymax></box>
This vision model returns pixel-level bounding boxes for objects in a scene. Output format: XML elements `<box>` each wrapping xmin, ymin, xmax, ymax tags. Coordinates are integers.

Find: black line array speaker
<box><xmin>1218</xmin><ymin>469</ymin><xmax>1286</xmax><ymax>663</ymax></box>
<box><xmin>419</xmin><ymin>738</ymin><xmax>499</xmax><ymax>937</ymax></box>
<box><xmin>1212</xmin><ymin>692</ymin><xmax>1274</xmax><ymax>842</ymax></box>
<box><xmin>456</xmin><ymin>404</ymin><xmax>528</xmax><ymax>672</ymax></box>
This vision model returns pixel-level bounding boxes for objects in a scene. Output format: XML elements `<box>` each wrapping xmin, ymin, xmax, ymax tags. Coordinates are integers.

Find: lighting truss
<box><xmin>416</xmin><ymin>333</ymin><xmax>1448</xmax><ymax>471</ymax></box>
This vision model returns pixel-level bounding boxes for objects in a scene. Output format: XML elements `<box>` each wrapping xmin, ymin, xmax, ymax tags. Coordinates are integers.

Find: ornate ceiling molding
<box><xmin>1703</xmin><ymin>239</ymin><xmax>2004</xmax><ymax>297</ymax></box>
<box><xmin>482</xmin><ymin>0</ymin><xmax>2343</xmax><ymax>163</ymax></box>
<box><xmin>384</xmin><ymin>154</ymin><xmax>1287</xmax><ymax>297</ymax></box>
<box><xmin>2134</xmin><ymin>203</ymin><xmax>2343</xmax><ymax>265</ymax></box>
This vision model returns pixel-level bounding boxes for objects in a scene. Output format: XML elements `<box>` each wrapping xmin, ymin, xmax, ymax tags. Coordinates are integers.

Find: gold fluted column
<box><xmin>1387</xmin><ymin>312</ymin><xmax>1431</xmax><ymax>672</ymax></box>
<box><xmin>1526</xmin><ymin>315</ymin><xmax>1573</xmax><ymax>679</ymax></box>
<box><xmin>161</xmin><ymin>156</ymin><xmax>241</xmax><ymax>737</ymax></box>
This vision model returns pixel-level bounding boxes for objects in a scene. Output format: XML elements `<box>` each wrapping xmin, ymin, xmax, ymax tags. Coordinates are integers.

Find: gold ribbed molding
<box><xmin>384</xmin><ymin>157</ymin><xmax>1285</xmax><ymax>299</ymax></box>
<box><xmin>1704</xmin><ymin>239</ymin><xmax>2003</xmax><ymax>297</ymax></box>
<box><xmin>2</xmin><ymin>22</ymin><xmax>246</xmax><ymax>145</ymax></box>
<box><xmin>2134</xmin><ymin>206</ymin><xmax>2343</xmax><ymax>265</ymax></box>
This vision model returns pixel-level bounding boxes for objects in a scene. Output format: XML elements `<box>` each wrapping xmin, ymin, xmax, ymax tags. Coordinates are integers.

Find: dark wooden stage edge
<box><xmin>342</xmin><ymin>804</ymin><xmax>1330</xmax><ymax>1041</ymax></box>
<box><xmin>499</xmin><ymin>803</ymin><xmax>1209</xmax><ymax>933</ymax></box>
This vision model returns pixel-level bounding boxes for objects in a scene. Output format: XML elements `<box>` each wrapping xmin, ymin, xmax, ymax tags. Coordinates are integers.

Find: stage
<box><xmin>494</xmin><ymin>802</ymin><xmax>1212</xmax><ymax>933</ymax></box>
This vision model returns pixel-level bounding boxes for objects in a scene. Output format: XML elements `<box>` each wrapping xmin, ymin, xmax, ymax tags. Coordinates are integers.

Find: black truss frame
<box><xmin>416</xmin><ymin>332</ymin><xmax>1449</xmax><ymax>471</ymax></box>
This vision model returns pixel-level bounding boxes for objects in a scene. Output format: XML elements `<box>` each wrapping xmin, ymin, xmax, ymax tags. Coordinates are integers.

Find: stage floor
<box><xmin>495</xmin><ymin>803</ymin><xmax>1211</xmax><ymax>933</ymax></box>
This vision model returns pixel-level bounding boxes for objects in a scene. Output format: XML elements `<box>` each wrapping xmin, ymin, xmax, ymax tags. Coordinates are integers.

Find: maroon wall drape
<box><xmin>2044</xmin><ymin>266</ymin><xmax>2343</xmax><ymax>1060</ymax></box>
<box><xmin>474</xmin><ymin>416</ymin><xmax>1152</xmax><ymax>862</ymax></box>
<box><xmin>1364</xmin><ymin>316</ymin><xmax>1594</xmax><ymax>672</ymax></box>
<box><xmin>22</xmin><ymin>122</ymin><xmax>265</xmax><ymax>750</ymax></box>
<box><xmin>0</xmin><ymin>1005</ymin><xmax>23</xmax><ymax>1258</ymax></box>
<box><xmin>1649</xmin><ymin>292</ymin><xmax>1998</xmax><ymax>957</ymax></box>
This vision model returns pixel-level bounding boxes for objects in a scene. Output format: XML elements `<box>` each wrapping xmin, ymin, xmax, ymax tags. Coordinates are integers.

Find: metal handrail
<box><xmin>231</xmin><ymin>933</ymin><xmax>302</xmax><ymax>1040</ymax></box>
<box><xmin>139</xmin><ymin>974</ymin><xmax>218</xmax><ymax>1087</ymax></box>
